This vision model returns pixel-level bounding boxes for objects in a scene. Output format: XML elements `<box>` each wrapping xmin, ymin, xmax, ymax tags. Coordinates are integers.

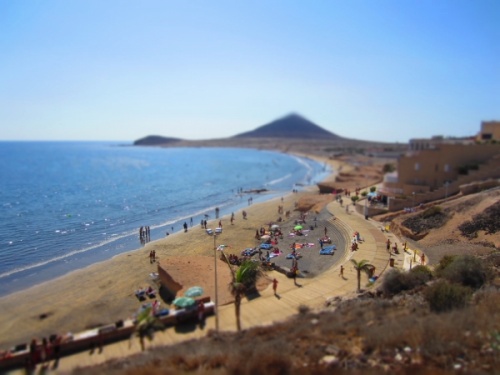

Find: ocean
<box><xmin>0</xmin><ymin>142</ymin><xmax>330</xmax><ymax>297</ymax></box>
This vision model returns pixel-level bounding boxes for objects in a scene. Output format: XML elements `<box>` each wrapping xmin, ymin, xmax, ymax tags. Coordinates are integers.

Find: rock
<box><xmin>319</xmin><ymin>355</ymin><xmax>339</xmax><ymax>366</ymax></box>
<box><xmin>325</xmin><ymin>345</ymin><xmax>340</xmax><ymax>356</ymax></box>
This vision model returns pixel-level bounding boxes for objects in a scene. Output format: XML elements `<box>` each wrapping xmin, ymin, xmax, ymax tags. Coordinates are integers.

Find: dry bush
<box><xmin>424</xmin><ymin>280</ymin><xmax>471</xmax><ymax>313</ymax></box>
<box><xmin>433</xmin><ymin>255</ymin><xmax>456</xmax><ymax>274</ymax></box>
<box><xmin>437</xmin><ymin>255</ymin><xmax>491</xmax><ymax>290</ymax></box>
<box><xmin>381</xmin><ymin>268</ymin><xmax>431</xmax><ymax>297</ymax></box>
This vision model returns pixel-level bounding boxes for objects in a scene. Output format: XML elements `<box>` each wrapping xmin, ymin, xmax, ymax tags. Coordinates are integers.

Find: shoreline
<box><xmin>0</xmin><ymin>149</ymin><xmax>332</xmax><ymax>298</ymax></box>
<box><xmin>0</xmin><ymin>154</ymin><xmax>342</xmax><ymax>349</ymax></box>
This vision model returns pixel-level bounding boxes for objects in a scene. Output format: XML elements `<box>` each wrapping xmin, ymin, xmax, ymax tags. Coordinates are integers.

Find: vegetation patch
<box><xmin>458</xmin><ymin>201</ymin><xmax>500</xmax><ymax>239</ymax></box>
<box><xmin>401</xmin><ymin>205</ymin><xmax>448</xmax><ymax>234</ymax></box>
<box><xmin>424</xmin><ymin>280</ymin><xmax>472</xmax><ymax>313</ymax></box>
<box><xmin>381</xmin><ymin>266</ymin><xmax>432</xmax><ymax>297</ymax></box>
<box><xmin>436</xmin><ymin>255</ymin><xmax>491</xmax><ymax>290</ymax></box>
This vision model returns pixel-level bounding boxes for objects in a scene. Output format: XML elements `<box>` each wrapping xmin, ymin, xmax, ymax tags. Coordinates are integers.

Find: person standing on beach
<box><xmin>183</xmin><ymin>222</ymin><xmax>188</xmax><ymax>232</ymax></box>
<box><xmin>324</xmin><ymin>226</ymin><xmax>328</xmax><ymax>236</ymax></box>
<box><xmin>339</xmin><ymin>265</ymin><xmax>344</xmax><ymax>277</ymax></box>
<box><xmin>197</xmin><ymin>301</ymin><xmax>205</xmax><ymax>327</ymax></box>
<box><xmin>230</xmin><ymin>212</ymin><xmax>235</xmax><ymax>225</ymax></box>
<box><xmin>29</xmin><ymin>338</ymin><xmax>38</xmax><ymax>369</ymax></box>
<box><xmin>272</xmin><ymin>278</ymin><xmax>278</xmax><ymax>295</ymax></box>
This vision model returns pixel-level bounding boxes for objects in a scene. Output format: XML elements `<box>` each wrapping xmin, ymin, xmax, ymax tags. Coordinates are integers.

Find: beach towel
<box><xmin>320</xmin><ymin>245</ymin><xmax>336</xmax><ymax>255</ymax></box>
<box><xmin>268</xmin><ymin>251</ymin><xmax>283</xmax><ymax>259</ymax></box>
<box><xmin>241</xmin><ymin>248</ymin><xmax>257</xmax><ymax>256</ymax></box>
<box><xmin>260</xmin><ymin>243</ymin><xmax>273</xmax><ymax>250</ymax></box>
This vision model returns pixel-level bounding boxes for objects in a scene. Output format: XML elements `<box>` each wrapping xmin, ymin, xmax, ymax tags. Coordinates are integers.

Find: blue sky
<box><xmin>0</xmin><ymin>0</ymin><xmax>498</xmax><ymax>142</ymax></box>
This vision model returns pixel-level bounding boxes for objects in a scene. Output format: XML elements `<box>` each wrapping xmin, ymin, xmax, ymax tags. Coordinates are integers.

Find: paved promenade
<box><xmin>12</xmin><ymin>200</ymin><xmax>410</xmax><ymax>374</ymax></box>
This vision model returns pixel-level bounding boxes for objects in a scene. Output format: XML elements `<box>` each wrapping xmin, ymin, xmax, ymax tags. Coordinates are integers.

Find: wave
<box><xmin>266</xmin><ymin>173</ymin><xmax>292</xmax><ymax>187</ymax></box>
<box><xmin>0</xmin><ymin>230</ymin><xmax>138</xmax><ymax>279</ymax></box>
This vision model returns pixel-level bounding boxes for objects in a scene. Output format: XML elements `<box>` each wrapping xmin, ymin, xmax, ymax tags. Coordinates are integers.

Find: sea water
<box><xmin>0</xmin><ymin>142</ymin><xmax>331</xmax><ymax>296</ymax></box>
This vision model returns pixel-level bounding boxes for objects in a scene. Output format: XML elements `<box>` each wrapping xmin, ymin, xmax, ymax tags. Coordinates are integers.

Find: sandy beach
<box><xmin>0</xmin><ymin>155</ymin><xmax>383</xmax><ymax>350</ymax></box>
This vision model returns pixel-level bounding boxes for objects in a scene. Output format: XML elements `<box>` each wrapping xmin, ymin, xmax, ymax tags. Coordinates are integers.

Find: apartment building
<box><xmin>378</xmin><ymin>122</ymin><xmax>500</xmax><ymax>211</ymax></box>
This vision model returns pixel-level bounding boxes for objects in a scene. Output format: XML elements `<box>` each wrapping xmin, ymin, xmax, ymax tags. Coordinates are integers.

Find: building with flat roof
<box><xmin>478</xmin><ymin>121</ymin><xmax>500</xmax><ymax>142</ymax></box>
<box><xmin>378</xmin><ymin>122</ymin><xmax>500</xmax><ymax>211</ymax></box>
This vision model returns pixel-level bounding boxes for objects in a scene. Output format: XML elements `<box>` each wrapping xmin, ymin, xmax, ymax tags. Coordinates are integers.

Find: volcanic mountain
<box><xmin>232</xmin><ymin>113</ymin><xmax>343</xmax><ymax>140</ymax></box>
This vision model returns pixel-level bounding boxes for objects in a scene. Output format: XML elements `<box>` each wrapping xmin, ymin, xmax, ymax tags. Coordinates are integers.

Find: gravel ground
<box><xmin>262</xmin><ymin>208</ymin><xmax>348</xmax><ymax>277</ymax></box>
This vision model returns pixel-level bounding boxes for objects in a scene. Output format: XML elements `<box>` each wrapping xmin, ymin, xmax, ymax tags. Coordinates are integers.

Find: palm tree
<box><xmin>222</xmin><ymin>253</ymin><xmax>259</xmax><ymax>331</ymax></box>
<box><xmin>350</xmin><ymin>259</ymin><xmax>374</xmax><ymax>293</ymax></box>
<box><xmin>131</xmin><ymin>306</ymin><xmax>164</xmax><ymax>351</ymax></box>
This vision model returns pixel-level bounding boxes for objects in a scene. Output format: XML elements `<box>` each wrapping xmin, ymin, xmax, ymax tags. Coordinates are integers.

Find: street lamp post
<box><xmin>207</xmin><ymin>227</ymin><xmax>221</xmax><ymax>333</ymax></box>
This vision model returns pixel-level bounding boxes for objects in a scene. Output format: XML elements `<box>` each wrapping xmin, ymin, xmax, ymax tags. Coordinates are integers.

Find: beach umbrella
<box><xmin>260</xmin><ymin>234</ymin><xmax>271</xmax><ymax>240</ymax></box>
<box><xmin>271</xmin><ymin>224</ymin><xmax>280</xmax><ymax>230</ymax></box>
<box><xmin>294</xmin><ymin>225</ymin><xmax>303</xmax><ymax>230</ymax></box>
<box><xmin>173</xmin><ymin>296</ymin><xmax>196</xmax><ymax>308</ymax></box>
<box><xmin>184</xmin><ymin>286</ymin><xmax>204</xmax><ymax>298</ymax></box>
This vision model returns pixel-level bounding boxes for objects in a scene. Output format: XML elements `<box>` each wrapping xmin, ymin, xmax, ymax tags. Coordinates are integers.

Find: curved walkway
<box><xmin>18</xmin><ymin>201</ymin><xmax>410</xmax><ymax>374</ymax></box>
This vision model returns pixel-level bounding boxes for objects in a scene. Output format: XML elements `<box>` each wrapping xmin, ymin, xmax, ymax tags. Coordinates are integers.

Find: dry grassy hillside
<box><xmin>387</xmin><ymin>187</ymin><xmax>500</xmax><ymax>265</ymax></box>
<box><xmin>72</xmin><ymin>189</ymin><xmax>500</xmax><ymax>375</ymax></box>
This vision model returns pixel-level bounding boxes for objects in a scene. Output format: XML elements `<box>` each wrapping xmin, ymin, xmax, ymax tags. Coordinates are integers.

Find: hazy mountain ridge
<box><xmin>134</xmin><ymin>113</ymin><xmax>345</xmax><ymax>145</ymax></box>
<box><xmin>133</xmin><ymin>135</ymin><xmax>182</xmax><ymax>146</ymax></box>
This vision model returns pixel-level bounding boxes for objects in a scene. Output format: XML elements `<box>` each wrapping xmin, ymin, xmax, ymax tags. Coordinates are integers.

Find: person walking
<box><xmin>272</xmin><ymin>278</ymin><xmax>278</xmax><ymax>295</ymax></box>
<box><xmin>339</xmin><ymin>265</ymin><xmax>344</xmax><ymax>277</ymax></box>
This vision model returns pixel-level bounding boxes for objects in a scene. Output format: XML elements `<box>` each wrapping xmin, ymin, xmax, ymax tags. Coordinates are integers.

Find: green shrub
<box><xmin>434</xmin><ymin>255</ymin><xmax>456</xmax><ymax>275</ymax></box>
<box><xmin>370</xmin><ymin>186</ymin><xmax>377</xmax><ymax>193</ymax></box>
<box><xmin>382</xmin><ymin>270</ymin><xmax>409</xmax><ymax>296</ymax></box>
<box><xmin>409</xmin><ymin>265</ymin><xmax>433</xmax><ymax>282</ymax></box>
<box><xmin>424</xmin><ymin>280</ymin><xmax>471</xmax><ymax>313</ymax></box>
<box><xmin>439</xmin><ymin>255</ymin><xmax>490</xmax><ymax>290</ymax></box>
<box><xmin>382</xmin><ymin>268</ymin><xmax>430</xmax><ymax>297</ymax></box>
<box><xmin>361</xmin><ymin>191</ymin><xmax>368</xmax><ymax>197</ymax></box>
<box><xmin>351</xmin><ymin>195</ymin><xmax>359</xmax><ymax>203</ymax></box>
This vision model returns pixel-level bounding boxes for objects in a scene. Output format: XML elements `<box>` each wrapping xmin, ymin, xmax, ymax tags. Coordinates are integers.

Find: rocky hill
<box><xmin>233</xmin><ymin>113</ymin><xmax>343</xmax><ymax>140</ymax></box>
<box><xmin>133</xmin><ymin>135</ymin><xmax>182</xmax><ymax>146</ymax></box>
